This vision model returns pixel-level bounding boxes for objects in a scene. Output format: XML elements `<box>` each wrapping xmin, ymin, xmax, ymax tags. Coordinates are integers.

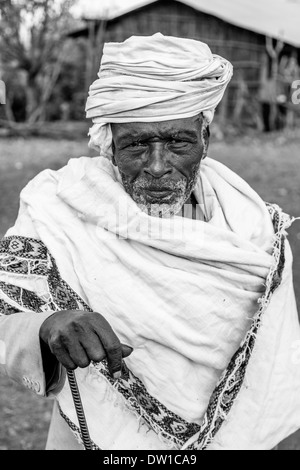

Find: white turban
<box><xmin>85</xmin><ymin>33</ymin><xmax>233</xmax><ymax>158</ymax></box>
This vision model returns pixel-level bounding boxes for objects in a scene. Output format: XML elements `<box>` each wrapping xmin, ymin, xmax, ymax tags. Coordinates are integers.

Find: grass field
<box><xmin>0</xmin><ymin>132</ymin><xmax>299</xmax><ymax>450</ymax></box>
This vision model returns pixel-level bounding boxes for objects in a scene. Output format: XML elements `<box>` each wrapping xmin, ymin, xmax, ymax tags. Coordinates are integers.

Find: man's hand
<box><xmin>39</xmin><ymin>310</ymin><xmax>133</xmax><ymax>379</ymax></box>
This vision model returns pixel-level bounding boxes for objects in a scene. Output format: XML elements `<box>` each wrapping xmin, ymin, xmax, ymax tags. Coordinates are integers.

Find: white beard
<box><xmin>137</xmin><ymin>198</ymin><xmax>187</xmax><ymax>218</ymax></box>
<box><xmin>133</xmin><ymin>166</ymin><xmax>202</xmax><ymax>218</ymax></box>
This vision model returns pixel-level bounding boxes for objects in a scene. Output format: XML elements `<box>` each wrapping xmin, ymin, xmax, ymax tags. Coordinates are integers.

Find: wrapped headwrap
<box><xmin>85</xmin><ymin>33</ymin><xmax>233</xmax><ymax>158</ymax></box>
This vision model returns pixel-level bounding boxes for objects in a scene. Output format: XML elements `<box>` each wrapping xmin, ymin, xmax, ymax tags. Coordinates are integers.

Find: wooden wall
<box><xmin>101</xmin><ymin>1</ymin><xmax>266</xmax><ymax>124</ymax></box>
<box><xmin>104</xmin><ymin>0</ymin><xmax>265</xmax><ymax>81</ymax></box>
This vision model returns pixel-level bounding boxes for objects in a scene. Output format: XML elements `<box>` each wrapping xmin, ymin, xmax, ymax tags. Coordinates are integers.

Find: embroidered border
<box><xmin>0</xmin><ymin>297</ymin><xmax>19</xmax><ymax>315</ymax></box>
<box><xmin>92</xmin><ymin>360</ymin><xmax>200</xmax><ymax>447</ymax></box>
<box><xmin>57</xmin><ymin>403</ymin><xmax>101</xmax><ymax>451</ymax></box>
<box><xmin>0</xmin><ymin>236</ymin><xmax>48</xmax><ymax>259</ymax></box>
<box><xmin>0</xmin><ymin>254</ymin><xmax>48</xmax><ymax>277</ymax></box>
<box><xmin>0</xmin><ymin>281</ymin><xmax>46</xmax><ymax>313</ymax></box>
<box><xmin>0</xmin><ymin>236</ymin><xmax>87</xmax><ymax>313</ymax></box>
<box><xmin>47</xmin><ymin>262</ymin><xmax>88</xmax><ymax>312</ymax></box>
<box><xmin>0</xmin><ymin>237</ymin><xmax>50</xmax><ymax>277</ymax></box>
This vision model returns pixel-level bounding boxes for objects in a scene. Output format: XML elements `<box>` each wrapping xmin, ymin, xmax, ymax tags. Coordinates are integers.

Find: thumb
<box><xmin>121</xmin><ymin>344</ymin><xmax>134</xmax><ymax>358</ymax></box>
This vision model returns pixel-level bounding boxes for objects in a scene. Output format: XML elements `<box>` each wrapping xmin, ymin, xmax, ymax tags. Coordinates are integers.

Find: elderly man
<box><xmin>0</xmin><ymin>34</ymin><xmax>300</xmax><ymax>451</ymax></box>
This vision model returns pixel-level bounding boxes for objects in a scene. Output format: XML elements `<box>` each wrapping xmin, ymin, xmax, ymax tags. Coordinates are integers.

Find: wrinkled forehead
<box><xmin>111</xmin><ymin>114</ymin><xmax>204</xmax><ymax>141</ymax></box>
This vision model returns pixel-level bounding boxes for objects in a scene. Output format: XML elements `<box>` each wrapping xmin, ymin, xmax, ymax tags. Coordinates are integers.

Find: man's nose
<box><xmin>144</xmin><ymin>143</ymin><xmax>172</xmax><ymax>178</ymax></box>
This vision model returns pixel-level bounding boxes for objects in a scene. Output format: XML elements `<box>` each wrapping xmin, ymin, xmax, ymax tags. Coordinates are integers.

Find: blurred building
<box><xmin>70</xmin><ymin>0</ymin><xmax>300</xmax><ymax>128</ymax></box>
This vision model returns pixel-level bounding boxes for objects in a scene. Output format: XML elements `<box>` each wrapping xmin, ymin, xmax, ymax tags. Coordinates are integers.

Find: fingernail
<box><xmin>113</xmin><ymin>371</ymin><xmax>122</xmax><ymax>380</ymax></box>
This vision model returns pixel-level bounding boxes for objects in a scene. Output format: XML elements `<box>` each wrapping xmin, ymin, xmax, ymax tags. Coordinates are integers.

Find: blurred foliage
<box><xmin>0</xmin><ymin>0</ymin><xmax>86</xmax><ymax>125</ymax></box>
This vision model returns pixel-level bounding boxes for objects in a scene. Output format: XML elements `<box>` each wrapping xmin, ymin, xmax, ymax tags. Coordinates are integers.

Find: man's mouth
<box><xmin>144</xmin><ymin>188</ymin><xmax>173</xmax><ymax>199</ymax></box>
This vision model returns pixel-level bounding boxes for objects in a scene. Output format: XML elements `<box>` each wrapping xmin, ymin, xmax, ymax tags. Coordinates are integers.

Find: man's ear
<box><xmin>206</xmin><ymin>125</ymin><xmax>210</xmax><ymax>140</ymax></box>
<box><xmin>202</xmin><ymin>125</ymin><xmax>210</xmax><ymax>160</ymax></box>
<box><xmin>111</xmin><ymin>141</ymin><xmax>117</xmax><ymax>166</ymax></box>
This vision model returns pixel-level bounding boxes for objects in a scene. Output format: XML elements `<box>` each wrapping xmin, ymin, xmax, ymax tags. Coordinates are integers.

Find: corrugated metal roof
<box><xmin>73</xmin><ymin>0</ymin><xmax>300</xmax><ymax>47</ymax></box>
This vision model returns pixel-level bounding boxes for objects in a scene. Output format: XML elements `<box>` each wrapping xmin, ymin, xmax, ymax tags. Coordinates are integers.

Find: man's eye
<box><xmin>168</xmin><ymin>139</ymin><xmax>186</xmax><ymax>146</ymax></box>
<box><xmin>128</xmin><ymin>141</ymin><xmax>146</xmax><ymax>148</ymax></box>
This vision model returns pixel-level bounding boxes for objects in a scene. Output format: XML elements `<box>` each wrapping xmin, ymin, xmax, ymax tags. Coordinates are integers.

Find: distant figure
<box><xmin>275</xmin><ymin>84</ymin><xmax>288</xmax><ymax>131</ymax></box>
<box><xmin>258</xmin><ymin>76</ymin><xmax>277</xmax><ymax>132</ymax></box>
<box><xmin>60</xmin><ymin>101</ymin><xmax>71</xmax><ymax>121</ymax></box>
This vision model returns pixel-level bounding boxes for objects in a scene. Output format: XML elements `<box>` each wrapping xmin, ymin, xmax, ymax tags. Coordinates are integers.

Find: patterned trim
<box><xmin>47</xmin><ymin>262</ymin><xmax>88</xmax><ymax>312</ymax></box>
<box><xmin>0</xmin><ymin>236</ymin><xmax>87</xmax><ymax>313</ymax></box>
<box><xmin>0</xmin><ymin>236</ymin><xmax>48</xmax><ymax>259</ymax></box>
<box><xmin>0</xmin><ymin>237</ymin><xmax>49</xmax><ymax>277</ymax></box>
<box><xmin>0</xmin><ymin>254</ymin><xmax>49</xmax><ymax>277</ymax></box>
<box><xmin>0</xmin><ymin>281</ymin><xmax>46</xmax><ymax>313</ymax></box>
<box><xmin>93</xmin><ymin>360</ymin><xmax>200</xmax><ymax>447</ymax></box>
<box><xmin>0</xmin><ymin>203</ymin><xmax>294</xmax><ymax>450</ymax></box>
<box><xmin>0</xmin><ymin>298</ymin><xmax>19</xmax><ymax>316</ymax></box>
<box><xmin>57</xmin><ymin>403</ymin><xmax>101</xmax><ymax>451</ymax></box>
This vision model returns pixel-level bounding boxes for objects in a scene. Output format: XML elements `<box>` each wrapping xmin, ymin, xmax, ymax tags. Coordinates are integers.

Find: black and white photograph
<box><xmin>0</xmin><ymin>0</ymin><xmax>300</xmax><ymax>453</ymax></box>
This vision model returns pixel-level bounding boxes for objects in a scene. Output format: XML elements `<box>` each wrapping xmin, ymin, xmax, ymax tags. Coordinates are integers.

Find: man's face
<box><xmin>111</xmin><ymin>114</ymin><xmax>209</xmax><ymax>217</ymax></box>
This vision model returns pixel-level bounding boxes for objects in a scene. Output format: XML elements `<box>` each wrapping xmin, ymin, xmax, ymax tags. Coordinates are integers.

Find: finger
<box><xmin>92</xmin><ymin>318</ymin><xmax>124</xmax><ymax>378</ymax></box>
<box><xmin>121</xmin><ymin>344</ymin><xmax>134</xmax><ymax>358</ymax></box>
<box><xmin>61</xmin><ymin>357</ymin><xmax>77</xmax><ymax>371</ymax></box>
<box><xmin>68</xmin><ymin>342</ymin><xmax>91</xmax><ymax>369</ymax></box>
<box><xmin>94</xmin><ymin>330</ymin><xmax>122</xmax><ymax>378</ymax></box>
<box><xmin>106</xmin><ymin>341</ymin><xmax>123</xmax><ymax>379</ymax></box>
<box><xmin>49</xmin><ymin>341</ymin><xmax>77</xmax><ymax>370</ymax></box>
<box><xmin>80</xmin><ymin>331</ymin><xmax>106</xmax><ymax>363</ymax></box>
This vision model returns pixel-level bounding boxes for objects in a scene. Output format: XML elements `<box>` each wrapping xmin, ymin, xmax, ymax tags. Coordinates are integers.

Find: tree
<box><xmin>0</xmin><ymin>0</ymin><xmax>76</xmax><ymax>127</ymax></box>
